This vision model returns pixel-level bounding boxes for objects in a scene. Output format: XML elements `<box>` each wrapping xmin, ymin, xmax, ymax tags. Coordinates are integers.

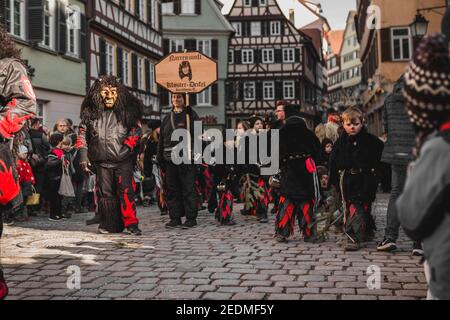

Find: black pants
<box><xmin>165</xmin><ymin>162</ymin><xmax>198</xmax><ymax>222</ymax></box>
<box><xmin>95</xmin><ymin>159</ymin><xmax>138</xmax><ymax>232</ymax></box>
<box><xmin>73</xmin><ymin>178</ymin><xmax>85</xmax><ymax>210</ymax></box>
<box><xmin>48</xmin><ymin>178</ymin><xmax>62</xmax><ymax>219</ymax></box>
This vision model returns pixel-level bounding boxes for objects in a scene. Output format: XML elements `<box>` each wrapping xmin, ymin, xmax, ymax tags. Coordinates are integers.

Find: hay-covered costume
<box><xmin>77</xmin><ymin>76</ymin><xmax>143</xmax><ymax>235</ymax></box>
<box><xmin>0</xmin><ymin>56</ymin><xmax>36</xmax><ymax>299</ymax></box>
<box><xmin>274</xmin><ymin>106</ymin><xmax>321</xmax><ymax>242</ymax></box>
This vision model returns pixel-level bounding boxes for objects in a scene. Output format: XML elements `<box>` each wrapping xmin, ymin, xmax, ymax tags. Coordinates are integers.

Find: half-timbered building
<box><xmin>225</xmin><ymin>0</ymin><xmax>323</xmax><ymax>129</ymax></box>
<box><xmin>87</xmin><ymin>0</ymin><xmax>163</xmax><ymax>119</ymax></box>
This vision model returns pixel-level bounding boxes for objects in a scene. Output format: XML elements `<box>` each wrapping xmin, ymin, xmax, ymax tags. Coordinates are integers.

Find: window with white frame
<box><xmin>162</xmin><ymin>1</ymin><xmax>174</xmax><ymax>14</ymax></box>
<box><xmin>232</xmin><ymin>22</ymin><xmax>242</xmax><ymax>36</ymax></box>
<box><xmin>149</xmin><ymin>62</ymin><xmax>156</xmax><ymax>94</ymax></box>
<box><xmin>262</xmin><ymin>49</ymin><xmax>274</xmax><ymax>63</ymax></box>
<box><xmin>197</xmin><ymin>39</ymin><xmax>211</xmax><ymax>56</ymax></box>
<box><xmin>122</xmin><ymin>51</ymin><xmax>130</xmax><ymax>86</ymax></box>
<box><xmin>391</xmin><ymin>28</ymin><xmax>412</xmax><ymax>61</ymax></box>
<box><xmin>135</xmin><ymin>0</ymin><xmax>145</xmax><ymax>20</ymax></box>
<box><xmin>228</xmin><ymin>50</ymin><xmax>234</xmax><ymax>63</ymax></box>
<box><xmin>35</xmin><ymin>101</ymin><xmax>46</xmax><ymax>122</ymax></box>
<box><xmin>270</xmin><ymin>21</ymin><xmax>280</xmax><ymax>35</ymax></box>
<box><xmin>243</xmin><ymin>0</ymin><xmax>251</xmax><ymax>6</ymax></box>
<box><xmin>181</xmin><ymin>0</ymin><xmax>195</xmax><ymax>14</ymax></box>
<box><xmin>263</xmin><ymin>81</ymin><xmax>274</xmax><ymax>100</ymax></box>
<box><xmin>282</xmin><ymin>48</ymin><xmax>295</xmax><ymax>63</ymax></box>
<box><xmin>283</xmin><ymin>81</ymin><xmax>295</xmax><ymax>99</ymax></box>
<box><xmin>242</xmin><ymin>49</ymin><xmax>254</xmax><ymax>64</ymax></box>
<box><xmin>259</xmin><ymin>0</ymin><xmax>267</xmax><ymax>5</ymax></box>
<box><xmin>197</xmin><ymin>87</ymin><xmax>211</xmax><ymax>105</ymax></box>
<box><xmin>137</xmin><ymin>56</ymin><xmax>144</xmax><ymax>90</ymax></box>
<box><xmin>105</xmin><ymin>42</ymin><xmax>115</xmax><ymax>75</ymax></box>
<box><xmin>251</xmin><ymin>22</ymin><xmax>261</xmax><ymax>36</ymax></box>
<box><xmin>66</xmin><ymin>5</ymin><xmax>80</xmax><ymax>57</ymax></box>
<box><xmin>151</xmin><ymin>0</ymin><xmax>159</xmax><ymax>29</ymax></box>
<box><xmin>244</xmin><ymin>82</ymin><xmax>255</xmax><ymax>100</ymax></box>
<box><xmin>170</xmin><ymin>39</ymin><xmax>184</xmax><ymax>52</ymax></box>
<box><xmin>42</xmin><ymin>0</ymin><xmax>55</xmax><ymax>49</ymax></box>
<box><xmin>7</xmin><ymin>0</ymin><xmax>26</xmax><ymax>39</ymax></box>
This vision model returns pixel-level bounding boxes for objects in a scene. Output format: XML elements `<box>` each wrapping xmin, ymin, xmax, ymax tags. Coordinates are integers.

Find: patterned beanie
<box><xmin>403</xmin><ymin>33</ymin><xmax>450</xmax><ymax>129</ymax></box>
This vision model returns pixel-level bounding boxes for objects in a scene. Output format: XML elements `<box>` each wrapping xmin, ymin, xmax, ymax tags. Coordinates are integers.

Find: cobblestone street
<box><xmin>1</xmin><ymin>194</ymin><xmax>427</xmax><ymax>300</ymax></box>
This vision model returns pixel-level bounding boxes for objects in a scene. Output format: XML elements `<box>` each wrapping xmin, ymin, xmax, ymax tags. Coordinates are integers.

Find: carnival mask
<box><xmin>100</xmin><ymin>85</ymin><xmax>118</xmax><ymax>108</ymax></box>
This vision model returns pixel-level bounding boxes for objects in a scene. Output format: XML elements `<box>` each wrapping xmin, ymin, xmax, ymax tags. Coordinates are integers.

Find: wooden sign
<box><xmin>155</xmin><ymin>51</ymin><xmax>218</xmax><ymax>94</ymax></box>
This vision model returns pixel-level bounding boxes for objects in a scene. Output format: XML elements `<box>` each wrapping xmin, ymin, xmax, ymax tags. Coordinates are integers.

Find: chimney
<box><xmin>289</xmin><ymin>9</ymin><xmax>295</xmax><ymax>25</ymax></box>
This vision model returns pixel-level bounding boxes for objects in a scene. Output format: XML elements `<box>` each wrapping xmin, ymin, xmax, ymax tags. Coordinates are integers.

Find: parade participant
<box><xmin>157</xmin><ymin>93</ymin><xmax>200</xmax><ymax>229</ymax></box>
<box><xmin>330</xmin><ymin>107</ymin><xmax>384</xmax><ymax>251</ymax></box>
<box><xmin>77</xmin><ymin>75</ymin><xmax>143</xmax><ymax>235</ymax></box>
<box><xmin>240</xmin><ymin>115</ymin><xmax>269</xmax><ymax>223</ymax></box>
<box><xmin>0</xmin><ymin>27</ymin><xmax>37</xmax><ymax>299</ymax></box>
<box><xmin>397</xmin><ymin>34</ymin><xmax>450</xmax><ymax>300</ymax></box>
<box><xmin>274</xmin><ymin>105</ymin><xmax>321</xmax><ymax>243</ymax></box>
<box><xmin>46</xmin><ymin>133</ymin><xmax>65</xmax><ymax>221</ymax></box>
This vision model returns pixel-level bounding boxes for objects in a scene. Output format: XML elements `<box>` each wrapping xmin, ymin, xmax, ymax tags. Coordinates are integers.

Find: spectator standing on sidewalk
<box><xmin>397</xmin><ymin>34</ymin><xmax>450</xmax><ymax>300</ymax></box>
<box><xmin>376</xmin><ymin>75</ymin><xmax>421</xmax><ymax>255</ymax></box>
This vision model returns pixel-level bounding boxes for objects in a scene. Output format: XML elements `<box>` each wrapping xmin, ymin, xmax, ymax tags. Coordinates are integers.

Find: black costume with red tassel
<box><xmin>274</xmin><ymin>105</ymin><xmax>321</xmax><ymax>241</ymax></box>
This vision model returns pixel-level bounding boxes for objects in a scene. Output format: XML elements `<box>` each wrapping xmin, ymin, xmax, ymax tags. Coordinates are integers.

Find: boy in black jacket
<box><xmin>46</xmin><ymin>133</ymin><xmax>65</xmax><ymax>221</ymax></box>
<box><xmin>330</xmin><ymin>107</ymin><xmax>384</xmax><ymax>251</ymax></box>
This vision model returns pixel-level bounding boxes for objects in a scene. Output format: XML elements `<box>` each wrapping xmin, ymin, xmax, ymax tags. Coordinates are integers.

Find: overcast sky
<box><xmin>221</xmin><ymin>0</ymin><xmax>357</xmax><ymax>30</ymax></box>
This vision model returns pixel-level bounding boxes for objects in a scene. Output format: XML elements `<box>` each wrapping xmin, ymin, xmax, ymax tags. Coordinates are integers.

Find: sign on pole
<box><xmin>155</xmin><ymin>51</ymin><xmax>218</xmax><ymax>94</ymax></box>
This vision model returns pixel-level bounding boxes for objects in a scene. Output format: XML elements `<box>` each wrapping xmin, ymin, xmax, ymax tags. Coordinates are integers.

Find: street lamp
<box><xmin>410</xmin><ymin>13</ymin><xmax>429</xmax><ymax>38</ymax></box>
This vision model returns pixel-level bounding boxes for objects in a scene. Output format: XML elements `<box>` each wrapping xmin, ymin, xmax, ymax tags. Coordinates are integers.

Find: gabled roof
<box><xmin>207</xmin><ymin>0</ymin><xmax>235</xmax><ymax>32</ymax></box>
<box><xmin>327</xmin><ymin>30</ymin><xmax>344</xmax><ymax>56</ymax></box>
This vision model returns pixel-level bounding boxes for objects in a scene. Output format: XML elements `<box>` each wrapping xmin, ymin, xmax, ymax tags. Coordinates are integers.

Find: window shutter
<box><xmin>145</xmin><ymin>60</ymin><xmax>151</xmax><ymax>91</ymax></box>
<box><xmin>274</xmin><ymin>49</ymin><xmax>282</xmax><ymax>63</ymax></box>
<box><xmin>116</xmin><ymin>47</ymin><xmax>123</xmax><ymax>80</ymax></box>
<box><xmin>57</xmin><ymin>0</ymin><xmax>67</xmax><ymax>54</ymax></box>
<box><xmin>135</xmin><ymin>0</ymin><xmax>139</xmax><ymax>17</ymax></box>
<box><xmin>99</xmin><ymin>38</ymin><xmax>106</xmax><ymax>76</ymax></box>
<box><xmin>280</xmin><ymin>22</ymin><xmax>285</xmax><ymax>35</ymax></box>
<box><xmin>195</xmin><ymin>0</ymin><xmax>201</xmax><ymax>15</ymax></box>
<box><xmin>235</xmin><ymin>50</ymin><xmax>241</xmax><ymax>64</ymax></box>
<box><xmin>212</xmin><ymin>84</ymin><xmax>218</xmax><ymax>106</ymax></box>
<box><xmin>147</xmin><ymin>0</ymin><xmax>151</xmax><ymax>26</ymax></box>
<box><xmin>252</xmin><ymin>0</ymin><xmax>258</xmax><ymax>7</ymax></box>
<box><xmin>190</xmin><ymin>92</ymin><xmax>197</xmax><ymax>106</ymax></box>
<box><xmin>174</xmin><ymin>0</ymin><xmax>180</xmax><ymax>15</ymax></box>
<box><xmin>132</xmin><ymin>53</ymin><xmax>138</xmax><ymax>88</ymax></box>
<box><xmin>295</xmin><ymin>48</ymin><xmax>300</xmax><ymax>62</ymax></box>
<box><xmin>158</xmin><ymin>1</ymin><xmax>162</xmax><ymax>30</ymax></box>
<box><xmin>275</xmin><ymin>81</ymin><xmax>283</xmax><ymax>99</ymax></box>
<box><xmin>238</xmin><ymin>82</ymin><xmax>243</xmax><ymax>100</ymax></box>
<box><xmin>380</xmin><ymin>28</ymin><xmax>391</xmax><ymax>62</ymax></box>
<box><xmin>80</xmin><ymin>13</ymin><xmax>87</xmax><ymax>60</ymax></box>
<box><xmin>160</xmin><ymin>88</ymin><xmax>169</xmax><ymax>106</ymax></box>
<box><xmin>262</xmin><ymin>21</ymin><xmax>268</xmax><ymax>36</ymax></box>
<box><xmin>28</xmin><ymin>0</ymin><xmax>44</xmax><ymax>43</ymax></box>
<box><xmin>211</xmin><ymin>39</ymin><xmax>218</xmax><ymax>59</ymax></box>
<box><xmin>163</xmin><ymin>38</ymin><xmax>170</xmax><ymax>54</ymax></box>
<box><xmin>254</xmin><ymin>49</ymin><xmax>260</xmax><ymax>63</ymax></box>
<box><xmin>256</xmin><ymin>82</ymin><xmax>262</xmax><ymax>100</ymax></box>
<box><xmin>185</xmin><ymin>39</ymin><xmax>197</xmax><ymax>51</ymax></box>
<box><xmin>0</xmin><ymin>0</ymin><xmax>7</xmax><ymax>26</ymax></box>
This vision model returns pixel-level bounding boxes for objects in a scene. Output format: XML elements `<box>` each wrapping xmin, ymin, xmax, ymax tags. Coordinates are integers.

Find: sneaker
<box><xmin>412</xmin><ymin>241</ymin><xmax>424</xmax><ymax>256</ymax></box>
<box><xmin>240</xmin><ymin>208</ymin><xmax>250</xmax><ymax>216</ymax></box>
<box><xmin>377</xmin><ymin>238</ymin><xmax>397</xmax><ymax>252</ymax></box>
<box><xmin>344</xmin><ymin>239</ymin><xmax>360</xmax><ymax>251</ymax></box>
<box><xmin>48</xmin><ymin>216</ymin><xmax>63</xmax><ymax>221</ymax></box>
<box><xmin>182</xmin><ymin>220</ymin><xmax>197</xmax><ymax>229</ymax></box>
<box><xmin>274</xmin><ymin>235</ymin><xmax>288</xmax><ymax>243</ymax></box>
<box><xmin>3</xmin><ymin>218</ymin><xmax>14</xmax><ymax>226</ymax></box>
<box><xmin>86</xmin><ymin>215</ymin><xmax>101</xmax><ymax>226</ymax></box>
<box><xmin>98</xmin><ymin>227</ymin><xmax>110</xmax><ymax>234</ymax></box>
<box><xmin>126</xmin><ymin>224</ymin><xmax>142</xmax><ymax>236</ymax></box>
<box><xmin>220</xmin><ymin>220</ymin><xmax>236</xmax><ymax>226</ymax></box>
<box><xmin>165</xmin><ymin>220</ymin><xmax>182</xmax><ymax>229</ymax></box>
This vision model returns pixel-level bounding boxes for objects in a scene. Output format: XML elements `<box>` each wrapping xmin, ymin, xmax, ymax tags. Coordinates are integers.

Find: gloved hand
<box><xmin>0</xmin><ymin>110</ymin><xmax>33</xmax><ymax>139</ymax></box>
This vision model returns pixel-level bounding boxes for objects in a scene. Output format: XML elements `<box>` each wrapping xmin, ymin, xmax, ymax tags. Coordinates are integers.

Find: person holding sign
<box><xmin>157</xmin><ymin>93</ymin><xmax>201</xmax><ymax>229</ymax></box>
